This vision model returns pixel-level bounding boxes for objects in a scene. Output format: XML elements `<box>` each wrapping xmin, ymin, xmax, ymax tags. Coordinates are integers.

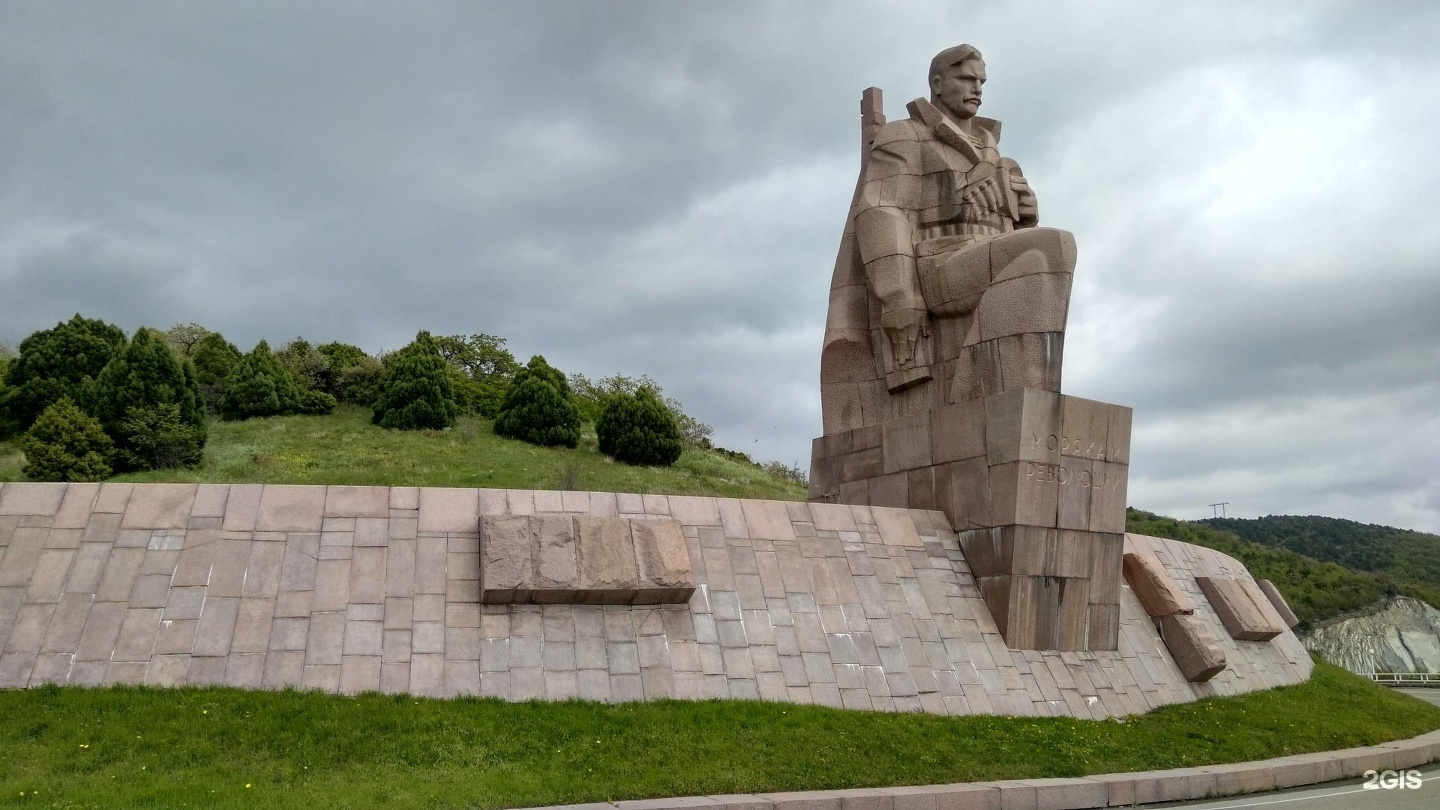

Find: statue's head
<box><xmin>929</xmin><ymin>44</ymin><xmax>986</xmax><ymax>121</ymax></box>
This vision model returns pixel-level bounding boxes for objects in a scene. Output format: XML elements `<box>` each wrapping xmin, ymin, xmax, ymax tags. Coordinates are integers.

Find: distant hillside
<box><xmin>1126</xmin><ymin>508</ymin><xmax>1422</xmax><ymax>629</ymax></box>
<box><xmin>1201</xmin><ymin>515</ymin><xmax>1440</xmax><ymax>601</ymax></box>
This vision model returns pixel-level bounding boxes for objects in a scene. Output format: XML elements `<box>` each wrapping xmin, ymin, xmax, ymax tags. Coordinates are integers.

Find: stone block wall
<box><xmin>811</xmin><ymin>388</ymin><xmax>1133</xmax><ymax>651</ymax></box>
<box><xmin>0</xmin><ymin>482</ymin><xmax>1311</xmax><ymax>717</ymax></box>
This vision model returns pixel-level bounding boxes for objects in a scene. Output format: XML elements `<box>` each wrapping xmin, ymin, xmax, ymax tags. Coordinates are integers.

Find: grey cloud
<box><xmin>2</xmin><ymin>1</ymin><xmax>1437</xmax><ymax>532</ymax></box>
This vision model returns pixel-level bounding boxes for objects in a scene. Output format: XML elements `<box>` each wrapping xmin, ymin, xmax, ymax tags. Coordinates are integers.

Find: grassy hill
<box><xmin>1126</xmin><ymin>508</ymin><xmax>1440</xmax><ymax>629</ymax></box>
<box><xmin>0</xmin><ymin>406</ymin><xmax>807</xmax><ymax>501</ymax></box>
<box><xmin>1202</xmin><ymin>515</ymin><xmax>1440</xmax><ymax>601</ymax></box>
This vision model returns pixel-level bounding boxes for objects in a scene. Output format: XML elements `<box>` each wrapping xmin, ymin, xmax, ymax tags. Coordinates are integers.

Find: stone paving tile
<box><xmin>0</xmin><ymin>485</ymin><xmax>1311</xmax><ymax>713</ymax></box>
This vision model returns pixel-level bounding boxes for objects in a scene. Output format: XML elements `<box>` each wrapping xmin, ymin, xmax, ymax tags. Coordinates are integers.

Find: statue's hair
<box><xmin>928</xmin><ymin>44</ymin><xmax>983</xmax><ymax>83</ymax></box>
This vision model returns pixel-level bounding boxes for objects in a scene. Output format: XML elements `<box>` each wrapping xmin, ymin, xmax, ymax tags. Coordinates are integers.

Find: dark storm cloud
<box><xmin>2</xmin><ymin>1</ymin><xmax>1437</xmax><ymax>531</ymax></box>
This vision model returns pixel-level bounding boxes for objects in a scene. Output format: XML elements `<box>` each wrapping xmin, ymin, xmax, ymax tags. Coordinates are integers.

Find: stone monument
<box><xmin>810</xmin><ymin>44</ymin><xmax>1133</xmax><ymax>651</ymax></box>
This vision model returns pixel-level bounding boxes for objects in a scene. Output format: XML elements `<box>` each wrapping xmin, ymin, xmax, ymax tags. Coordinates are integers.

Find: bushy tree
<box><xmin>219</xmin><ymin>340</ymin><xmax>301</xmax><ymax>420</ymax></box>
<box><xmin>572</xmin><ymin>372</ymin><xmax>714</xmax><ymax>447</ymax></box>
<box><xmin>314</xmin><ymin>341</ymin><xmax>385</xmax><ymax>404</ymax></box>
<box><xmin>118</xmin><ymin>403</ymin><xmax>203</xmax><ymax>470</ymax></box>
<box><xmin>88</xmin><ymin>328</ymin><xmax>206</xmax><ymax>470</ymax></box>
<box><xmin>19</xmin><ymin>397</ymin><xmax>115</xmax><ymax>481</ymax></box>
<box><xmin>191</xmin><ymin>332</ymin><xmax>242</xmax><ymax>411</ymax></box>
<box><xmin>596</xmin><ymin>386</ymin><xmax>684</xmax><ymax>466</ymax></box>
<box><xmin>163</xmin><ymin>323</ymin><xmax>212</xmax><ymax>357</ymax></box>
<box><xmin>297</xmin><ymin>389</ymin><xmax>338</xmax><ymax>415</ymax></box>
<box><xmin>0</xmin><ymin>314</ymin><xmax>127</xmax><ymax>437</ymax></box>
<box><xmin>278</xmin><ymin>337</ymin><xmax>339</xmax><ymax>394</ymax></box>
<box><xmin>435</xmin><ymin>333</ymin><xmax>519</xmax><ymax>418</ymax></box>
<box><xmin>493</xmin><ymin>355</ymin><xmax>580</xmax><ymax>448</ymax></box>
<box><xmin>336</xmin><ymin>355</ymin><xmax>385</xmax><ymax>405</ymax></box>
<box><xmin>371</xmin><ymin>331</ymin><xmax>457</xmax><ymax>430</ymax></box>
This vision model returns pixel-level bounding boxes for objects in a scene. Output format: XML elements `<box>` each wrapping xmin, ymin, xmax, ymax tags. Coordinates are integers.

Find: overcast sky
<box><xmin>2</xmin><ymin>1</ymin><xmax>1437</xmax><ymax>533</ymax></box>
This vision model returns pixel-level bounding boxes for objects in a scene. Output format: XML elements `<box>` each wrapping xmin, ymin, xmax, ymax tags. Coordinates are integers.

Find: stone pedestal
<box><xmin>810</xmin><ymin>387</ymin><xmax>1132</xmax><ymax>650</ymax></box>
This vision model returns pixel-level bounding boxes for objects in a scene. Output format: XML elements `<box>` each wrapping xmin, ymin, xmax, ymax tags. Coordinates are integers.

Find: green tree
<box><xmin>277</xmin><ymin>337</ymin><xmax>335</xmax><ymax>394</ymax></box>
<box><xmin>315</xmin><ymin>342</ymin><xmax>382</xmax><ymax>405</ymax></box>
<box><xmin>572</xmin><ymin>373</ymin><xmax>713</xmax><ymax>447</ymax></box>
<box><xmin>596</xmin><ymin>386</ymin><xmax>683</xmax><ymax>466</ymax></box>
<box><xmin>118</xmin><ymin>403</ymin><xmax>203</xmax><ymax>470</ymax></box>
<box><xmin>434</xmin><ymin>334</ymin><xmax>520</xmax><ymax>418</ymax></box>
<box><xmin>218</xmin><ymin>340</ymin><xmax>301</xmax><ymax>421</ymax></box>
<box><xmin>163</xmin><ymin>323</ymin><xmax>212</xmax><ymax>357</ymax></box>
<box><xmin>191</xmin><ymin>332</ymin><xmax>242</xmax><ymax>411</ymax></box>
<box><xmin>336</xmin><ymin>355</ymin><xmax>386</xmax><ymax>406</ymax></box>
<box><xmin>371</xmin><ymin>331</ymin><xmax>458</xmax><ymax>430</ymax></box>
<box><xmin>19</xmin><ymin>397</ymin><xmax>115</xmax><ymax>481</ymax></box>
<box><xmin>0</xmin><ymin>314</ymin><xmax>127</xmax><ymax>437</ymax></box>
<box><xmin>88</xmin><ymin>328</ymin><xmax>207</xmax><ymax>470</ymax></box>
<box><xmin>493</xmin><ymin>355</ymin><xmax>580</xmax><ymax>448</ymax></box>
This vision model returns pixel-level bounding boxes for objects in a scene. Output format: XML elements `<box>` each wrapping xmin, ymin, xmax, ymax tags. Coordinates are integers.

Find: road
<box><xmin>1158</xmin><ymin>688</ymin><xmax>1440</xmax><ymax>809</ymax></box>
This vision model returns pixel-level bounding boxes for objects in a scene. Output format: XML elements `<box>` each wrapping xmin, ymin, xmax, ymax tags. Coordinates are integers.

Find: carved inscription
<box><xmin>1024</xmin><ymin>461</ymin><xmax>1121</xmax><ymax>491</ymax></box>
<box><xmin>1031</xmin><ymin>432</ymin><xmax>1114</xmax><ymax>461</ymax></box>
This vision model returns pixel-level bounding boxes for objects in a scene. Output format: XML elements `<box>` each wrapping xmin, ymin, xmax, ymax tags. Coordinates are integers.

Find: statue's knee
<box><xmin>919</xmin><ymin>246</ymin><xmax>990</xmax><ymax>316</ymax></box>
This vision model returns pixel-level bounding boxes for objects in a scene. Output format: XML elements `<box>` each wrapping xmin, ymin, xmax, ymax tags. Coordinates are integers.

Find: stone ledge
<box><xmin>503</xmin><ymin>730</ymin><xmax>1440</xmax><ymax>810</ymax></box>
<box><xmin>480</xmin><ymin>514</ymin><xmax>696</xmax><ymax>605</ymax></box>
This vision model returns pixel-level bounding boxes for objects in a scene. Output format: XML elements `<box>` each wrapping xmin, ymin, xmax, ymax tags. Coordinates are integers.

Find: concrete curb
<box><xmin>523</xmin><ymin>729</ymin><xmax>1440</xmax><ymax>810</ymax></box>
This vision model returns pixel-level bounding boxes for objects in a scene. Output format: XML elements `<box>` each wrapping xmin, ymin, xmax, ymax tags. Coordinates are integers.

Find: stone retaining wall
<box><xmin>0</xmin><ymin>482</ymin><xmax>1311</xmax><ymax>716</ymax></box>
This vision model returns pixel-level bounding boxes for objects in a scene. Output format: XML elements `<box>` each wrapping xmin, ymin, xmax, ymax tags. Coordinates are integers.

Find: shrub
<box><xmin>493</xmin><ymin>355</ymin><xmax>580</xmax><ymax>448</ymax></box>
<box><xmin>371</xmin><ymin>331</ymin><xmax>457</xmax><ymax>430</ymax></box>
<box><xmin>298</xmin><ymin>389</ymin><xmax>338</xmax><ymax>416</ymax></box>
<box><xmin>219</xmin><ymin>340</ymin><xmax>301</xmax><ymax>420</ymax></box>
<box><xmin>596</xmin><ymin>387</ymin><xmax>683</xmax><ymax>466</ymax></box>
<box><xmin>88</xmin><ymin>328</ymin><xmax>206</xmax><ymax>470</ymax></box>
<box><xmin>19</xmin><ymin>397</ymin><xmax>115</xmax><ymax>481</ymax></box>
<box><xmin>0</xmin><ymin>314</ymin><xmax>127</xmax><ymax>438</ymax></box>
<box><xmin>117</xmin><ymin>404</ymin><xmax>203</xmax><ymax>470</ymax></box>
<box><xmin>572</xmin><ymin>373</ymin><xmax>713</xmax><ymax>447</ymax></box>
<box><xmin>336</xmin><ymin>355</ymin><xmax>385</xmax><ymax>406</ymax></box>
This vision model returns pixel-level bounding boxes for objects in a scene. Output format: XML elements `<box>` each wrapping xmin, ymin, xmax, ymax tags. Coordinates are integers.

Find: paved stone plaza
<box><xmin>0</xmin><ymin>481</ymin><xmax>1310</xmax><ymax>716</ymax></box>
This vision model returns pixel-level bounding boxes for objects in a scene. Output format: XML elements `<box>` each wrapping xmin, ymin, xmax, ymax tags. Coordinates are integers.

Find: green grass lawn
<box><xmin>1</xmin><ymin>660</ymin><xmax>1436</xmax><ymax>809</ymax></box>
<box><xmin>0</xmin><ymin>406</ymin><xmax>807</xmax><ymax>501</ymax></box>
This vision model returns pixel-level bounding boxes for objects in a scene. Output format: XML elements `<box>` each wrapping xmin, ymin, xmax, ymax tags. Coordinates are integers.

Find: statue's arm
<box><xmin>855</xmin><ymin>123</ymin><xmax>926</xmax><ymax>363</ymax></box>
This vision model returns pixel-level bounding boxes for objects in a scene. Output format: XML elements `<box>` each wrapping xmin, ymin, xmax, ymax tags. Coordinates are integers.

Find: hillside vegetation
<box><xmin>1202</xmin><ymin>515</ymin><xmax>1440</xmax><ymax>604</ymax></box>
<box><xmin>1126</xmin><ymin>509</ymin><xmax>1440</xmax><ymax>629</ymax></box>
<box><xmin>2</xmin><ymin>406</ymin><xmax>806</xmax><ymax>500</ymax></box>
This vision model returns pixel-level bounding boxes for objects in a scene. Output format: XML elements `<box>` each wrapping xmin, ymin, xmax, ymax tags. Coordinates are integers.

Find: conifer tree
<box><xmin>20</xmin><ymin>397</ymin><xmax>115</xmax><ymax>482</ymax></box>
<box><xmin>0</xmin><ymin>314</ymin><xmax>127</xmax><ymax>437</ymax></box>
<box><xmin>191</xmin><ymin>332</ymin><xmax>242</xmax><ymax>410</ymax></box>
<box><xmin>596</xmin><ymin>386</ymin><xmax>683</xmax><ymax>466</ymax></box>
<box><xmin>88</xmin><ymin>328</ymin><xmax>207</xmax><ymax>469</ymax></box>
<box><xmin>371</xmin><ymin>331</ymin><xmax>458</xmax><ymax>430</ymax></box>
<box><xmin>493</xmin><ymin>355</ymin><xmax>580</xmax><ymax>448</ymax></box>
<box><xmin>219</xmin><ymin>340</ymin><xmax>302</xmax><ymax>420</ymax></box>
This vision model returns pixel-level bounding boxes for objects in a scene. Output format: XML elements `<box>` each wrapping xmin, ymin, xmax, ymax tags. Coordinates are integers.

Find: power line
<box><xmin>1208</xmin><ymin>502</ymin><xmax>1230</xmax><ymax>518</ymax></box>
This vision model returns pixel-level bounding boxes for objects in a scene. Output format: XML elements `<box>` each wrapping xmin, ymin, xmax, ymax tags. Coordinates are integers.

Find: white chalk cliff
<box><xmin>1305</xmin><ymin>597</ymin><xmax>1440</xmax><ymax>674</ymax></box>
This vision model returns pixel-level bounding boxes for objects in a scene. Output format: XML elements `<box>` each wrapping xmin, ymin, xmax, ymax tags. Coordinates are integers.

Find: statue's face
<box><xmin>932</xmin><ymin>58</ymin><xmax>986</xmax><ymax>120</ymax></box>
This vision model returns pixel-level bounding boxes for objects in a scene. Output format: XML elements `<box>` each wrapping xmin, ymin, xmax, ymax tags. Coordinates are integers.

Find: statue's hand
<box><xmin>880</xmin><ymin>308</ymin><xmax>928</xmax><ymax>366</ymax></box>
<box><xmin>1008</xmin><ymin>170</ymin><xmax>1039</xmax><ymax>228</ymax></box>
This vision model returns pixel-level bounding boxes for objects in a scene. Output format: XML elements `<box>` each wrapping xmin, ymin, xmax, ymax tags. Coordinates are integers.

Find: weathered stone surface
<box><xmin>532</xmin><ymin>516</ymin><xmax>578</xmax><ymax>602</ymax></box>
<box><xmin>0</xmin><ymin>484</ymin><xmax>1309</xmax><ymax>717</ymax></box>
<box><xmin>1256</xmin><ymin>579</ymin><xmax>1300</xmax><ymax>629</ymax></box>
<box><xmin>480</xmin><ymin>515</ymin><xmax>534</xmax><ymax>604</ymax></box>
<box><xmin>576</xmin><ymin>516</ymin><xmax>639</xmax><ymax>604</ymax></box>
<box><xmin>631</xmin><ymin>520</ymin><xmax>696</xmax><ymax>604</ymax></box>
<box><xmin>1159</xmin><ymin>613</ymin><xmax>1227</xmax><ymax>682</ymax></box>
<box><xmin>1122</xmin><ymin>551</ymin><xmax>1195</xmax><ymax>617</ymax></box>
<box><xmin>1196</xmin><ymin>576</ymin><xmax>1286</xmax><ymax>641</ymax></box>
